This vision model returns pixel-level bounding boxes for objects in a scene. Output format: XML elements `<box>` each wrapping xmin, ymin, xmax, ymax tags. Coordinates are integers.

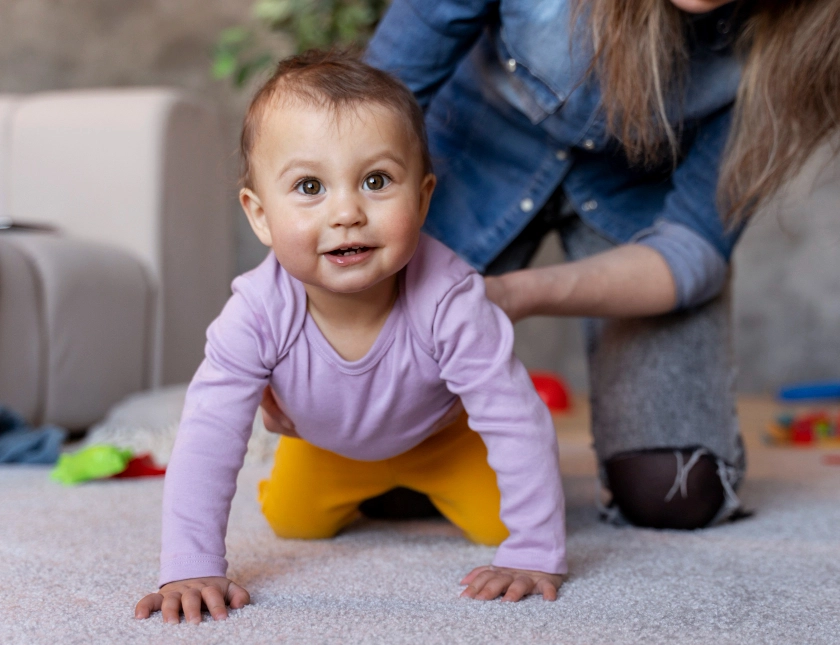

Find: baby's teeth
<box><xmin>331</xmin><ymin>246</ymin><xmax>367</xmax><ymax>256</ymax></box>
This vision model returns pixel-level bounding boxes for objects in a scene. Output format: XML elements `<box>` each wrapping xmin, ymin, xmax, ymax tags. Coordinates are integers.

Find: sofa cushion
<box><xmin>0</xmin><ymin>232</ymin><xmax>155</xmax><ymax>429</ymax></box>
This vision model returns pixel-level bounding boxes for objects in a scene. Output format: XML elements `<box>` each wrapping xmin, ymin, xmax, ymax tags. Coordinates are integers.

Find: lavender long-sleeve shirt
<box><xmin>159</xmin><ymin>234</ymin><xmax>567</xmax><ymax>586</ymax></box>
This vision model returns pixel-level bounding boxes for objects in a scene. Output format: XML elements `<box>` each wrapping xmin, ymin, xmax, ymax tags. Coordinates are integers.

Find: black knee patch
<box><xmin>604</xmin><ymin>449</ymin><xmax>725</xmax><ymax>530</ymax></box>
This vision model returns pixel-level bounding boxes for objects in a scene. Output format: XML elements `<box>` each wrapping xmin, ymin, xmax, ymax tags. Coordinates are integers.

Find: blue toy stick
<box><xmin>777</xmin><ymin>381</ymin><xmax>840</xmax><ymax>402</ymax></box>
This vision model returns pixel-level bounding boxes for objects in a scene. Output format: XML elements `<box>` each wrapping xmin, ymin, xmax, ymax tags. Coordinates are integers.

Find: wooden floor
<box><xmin>553</xmin><ymin>394</ymin><xmax>840</xmax><ymax>479</ymax></box>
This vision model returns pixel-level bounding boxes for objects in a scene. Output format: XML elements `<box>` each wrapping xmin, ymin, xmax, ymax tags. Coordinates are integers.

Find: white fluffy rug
<box><xmin>79</xmin><ymin>384</ymin><xmax>279</xmax><ymax>466</ymax></box>
<box><xmin>1</xmin><ymin>396</ymin><xmax>839</xmax><ymax>644</ymax></box>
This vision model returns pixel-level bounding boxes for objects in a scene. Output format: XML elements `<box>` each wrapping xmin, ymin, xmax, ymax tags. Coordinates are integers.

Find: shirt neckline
<box><xmin>301</xmin><ymin>277</ymin><xmax>404</xmax><ymax>375</ymax></box>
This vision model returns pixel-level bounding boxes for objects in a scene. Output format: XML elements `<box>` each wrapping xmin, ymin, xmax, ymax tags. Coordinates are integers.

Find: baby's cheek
<box><xmin>271</xmin><ymin>243</ymin><xmax>311</xmax><ymax>281</ymax></box>
<box><xmin>392</xmin><ymin>226</ymin><xmax>422</xmax><ymax>267</ymax></box>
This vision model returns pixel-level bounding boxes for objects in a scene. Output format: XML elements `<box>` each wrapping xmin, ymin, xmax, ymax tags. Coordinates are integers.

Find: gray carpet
<box><xmin>1</xmin><ymin>398</ymin><xmax>839</xmax><ymax>644</ymax></box>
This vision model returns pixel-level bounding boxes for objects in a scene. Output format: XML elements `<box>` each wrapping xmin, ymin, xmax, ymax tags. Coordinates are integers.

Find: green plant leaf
<box><xmin>234</xmin><ymin>53</ymin><xmax>275</xmax><ymax>87</ymax></box>
<box><xmin>335</xmin><ymin>5</ymin><xmax>371</xmax><ymax>42</ymax></box>
<box><xmin>218</xmin><ymin>25</ymin><xmax>251</xmax><ymax>47</ymax></box>
<box><xmin>296</xmin><ymin>12</ymin><xmax>331</xmax><ymax>51</ymax></box>
<box><xmin>215</xmin><ymin>0</ymin><xmax>392</xmax><ymax>89</ymax></box>
<box><xmin>252</xmin><ymin>0</ymin><xmax>293</xmax><ymax>26</ymax></box>
<box><xmin>212</xmin><ymin>50</ymin><xmax>238</xmax><ymax>79</ymax></box>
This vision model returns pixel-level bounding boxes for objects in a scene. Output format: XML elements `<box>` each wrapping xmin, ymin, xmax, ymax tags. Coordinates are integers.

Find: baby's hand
<box><xmin>460</xmin><ymin>565</ymin><xmax>563</xmax><ymax>602</ymax></box>
<box><xmin>260</xmin><ymin>385</ymin><xmax>300</xmax><ymax>437</ymax></box>
<box><xmin>134</xmin><ymin>576</ymin><xmax>250</xmax><ymax>624</ymax></box>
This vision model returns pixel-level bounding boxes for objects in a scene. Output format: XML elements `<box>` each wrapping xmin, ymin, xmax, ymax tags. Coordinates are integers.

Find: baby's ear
<box><xmin>417</xmin><ymin>173</ymin><xmax>437</xmax><ymax>225</ymax></box>
<box><xmin>240</xmin><ymin>188</ymin><xmax>273</xmax><ymax>247</ymax></box>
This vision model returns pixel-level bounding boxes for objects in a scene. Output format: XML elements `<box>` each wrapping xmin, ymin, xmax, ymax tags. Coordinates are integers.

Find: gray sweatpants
<box><xmin>485</xmin><ymin>192</ymin><xmax>745</xmax><ymax>506</ymax></box>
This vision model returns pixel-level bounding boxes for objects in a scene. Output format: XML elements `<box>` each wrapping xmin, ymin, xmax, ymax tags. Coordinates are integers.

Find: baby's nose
<box><xmin>329</xmin><ymin>194</ymin><xmax>367</xmax><ymax>227</ymax></box>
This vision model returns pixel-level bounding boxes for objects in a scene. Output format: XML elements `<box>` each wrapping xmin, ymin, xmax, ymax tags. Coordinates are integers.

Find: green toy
<box><xmin>50</xmin><ymin>444</ymin><xmax>134</xmax><ymax>485</ymax></box>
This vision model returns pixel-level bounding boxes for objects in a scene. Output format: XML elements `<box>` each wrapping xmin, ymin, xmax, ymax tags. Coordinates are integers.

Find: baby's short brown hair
<box><xmin>240</xmin><ymin>50</ymin><xmax>432</xmax><ymax>190</ymax></box>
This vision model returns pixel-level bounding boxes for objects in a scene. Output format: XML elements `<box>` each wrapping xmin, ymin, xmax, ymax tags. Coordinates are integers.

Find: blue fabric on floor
<box><xmin>0</xmin><ymin>406</ymin><xmax>66</xmax><ymax>464</ymax></box>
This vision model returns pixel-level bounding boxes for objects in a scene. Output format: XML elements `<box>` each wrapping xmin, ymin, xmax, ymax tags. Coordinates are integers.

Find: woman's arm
<box><xmin>365</xmin><ymin>0</ymin><xmax>493</xmax><ymax>108</ymax></box>
<box><xmin>484</xmin><ymin>243</ymin><xmax>677</xmax><ymax>322</ymax></box>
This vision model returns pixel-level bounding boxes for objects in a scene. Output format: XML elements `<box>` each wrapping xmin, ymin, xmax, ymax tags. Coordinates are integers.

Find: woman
<box><xmin>263</xmin><ymin>0</ymin><xmax>840</xmax><ymax>529</ymax></box>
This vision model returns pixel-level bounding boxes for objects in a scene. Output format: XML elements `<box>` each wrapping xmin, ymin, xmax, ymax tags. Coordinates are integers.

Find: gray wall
<box><xmin>732</xmin><ymin>146</ymin><xmax>840</xmax><ymax>392</ymax></box>
<box><xmin>0</xmin><ymin>0</ymin><xmax>282</xmax><ymax>276</ymax></box>
<box><xmin>2</xmin><ymin>0</ymin><xmax>838</xmax><ymax>393</ymax></box>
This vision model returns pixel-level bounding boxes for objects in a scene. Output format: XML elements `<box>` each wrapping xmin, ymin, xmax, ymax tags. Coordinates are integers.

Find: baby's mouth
<box><xmin>327</xmin><ymin>245</ymin><xmax>371</xmax><ymax>257</ymax></box>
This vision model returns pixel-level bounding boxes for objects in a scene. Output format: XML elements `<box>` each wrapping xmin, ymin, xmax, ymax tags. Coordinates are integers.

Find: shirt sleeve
<box><xmin>432</xmin><ymin>272</ymin><xmax>568</xmax><ymax>574</ymax></box>
<box><xmin>364</xmin><ymin>0</ymin><xmax>493</xmax><ymax>108</ymax></box>
<box><xmin>158</xmin><ymin>284</ymin><xmax>277</xmax><ymax>587</ymax></box>
<box><xmin>635</xmin><ymin>219</ymin><xmax>729</xmax><ymax>309</ymax></box>
<box><xmin>652</xmin><ymin>106</ymin><xmax>746</xmax><ymax>265</ymax></box>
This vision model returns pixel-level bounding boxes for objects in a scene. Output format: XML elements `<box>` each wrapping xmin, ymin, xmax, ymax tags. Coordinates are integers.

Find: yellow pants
<box><xmin>258</xmin><ymin>413</ymin><xmax>509</xmax><ymax>546</ymax></box>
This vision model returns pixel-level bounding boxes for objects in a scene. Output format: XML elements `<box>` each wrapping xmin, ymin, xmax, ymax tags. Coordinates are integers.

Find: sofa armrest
<box><xmin>4</xmin><ymin>89</ymin><xmax>232</xmax><ymax>386</ymax></box>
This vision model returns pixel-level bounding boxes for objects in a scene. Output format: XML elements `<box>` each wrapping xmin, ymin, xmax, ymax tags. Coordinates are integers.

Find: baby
<box><xmin>135</xmin><ymin>51</ymin><xmax>566</xmax><ymax>624</ymax></box>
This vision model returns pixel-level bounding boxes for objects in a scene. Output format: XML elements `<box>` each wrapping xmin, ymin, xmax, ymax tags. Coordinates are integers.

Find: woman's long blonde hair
<box><xmin>576</xmin><ymin>0</ymin><xmax>840</xmax><ymax>221</ymax></box>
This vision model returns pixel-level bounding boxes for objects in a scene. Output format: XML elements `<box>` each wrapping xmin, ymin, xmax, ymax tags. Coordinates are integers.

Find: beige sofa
<box><xmin>0</xmin><ymin>89</ymin><xmax>232</xmax><ymax>430</ymax></box>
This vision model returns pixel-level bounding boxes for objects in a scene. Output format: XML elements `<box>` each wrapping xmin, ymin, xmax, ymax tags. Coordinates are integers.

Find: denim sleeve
<box><xmin>365</xmin><ymin>0</ymin><xmax>494</xmax><ymax>108</ymax></box>
<box><xmin>655</xmin><ymin>106</ymin><xmax>746</xmax><ymax>262</ymax></box>
<box><xmin>634</xmin><ymin>220</ymin><xmax>728</xmax><ymax>310</ymax></box>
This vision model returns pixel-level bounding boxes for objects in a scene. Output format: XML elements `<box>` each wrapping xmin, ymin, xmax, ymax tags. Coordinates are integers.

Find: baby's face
<box><xmin>241</xmin><ymin>99</ymin><xmax>435</xmax><ymax>296</ymax></box>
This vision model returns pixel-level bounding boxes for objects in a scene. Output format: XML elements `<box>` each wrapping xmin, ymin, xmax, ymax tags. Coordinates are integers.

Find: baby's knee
<box><xmin>449</xmin><ymin>506</ymin><xmax>508</xmax><ymax>546</ymax></box>
<box><xmin>259</xmin><ymin>480</ymin><xmax>350</xmax><ymax>540</ymax></box>
<box><xmin>464</xmin><ymin>521</ymin><xmax>509</xmax><ymax>547</ymax></box>
<box><xmin>266</xmin><ymin>516</ymin><xmax>343</xmax><ymax>540</ymax></box>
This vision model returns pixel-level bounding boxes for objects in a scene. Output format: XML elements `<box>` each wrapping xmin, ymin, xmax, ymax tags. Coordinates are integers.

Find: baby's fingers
<box><xmin>460</xmin><ymin>568</ymin><xmax>494</xmax><ymax>598</ymax></box>
<box><xmin>201</xmin><ymin>586</ymin><xmax>229</xmax><ymax>621</ymax></box>
<box><xmin>475</xmin><ymin>573</ymin><xmax>513</xmax><ymax>600</ymax></box>
<box><xmin>181</xmin><ymin>589</ymin><xmax>203</xmax><ymax>625</ymax></box>
<box><xmin>260</xmin><ymin>387</ymin><xmax>298</xmax><ymax>436</ymax></box>
<box><xmin>461</xmin><ymin>569</ymin><xmax>512</xmax><ymax>600</ymax></box>
<box><xmin>536</xmin><ymin>577</ymin><xmax>559</xmax><ymax>601</ymax></box>
<box><xmin>161</xmin><ymin>592</ymin><xmax>184</xmax><ymax>624</ymax></box>
<box><xmin>460</xmin><ymin>565</ymin><xmax>491</xmax><ymax>586</ymax></box>
<box><xmin>501</xmin><ymin>576</ymin><xmax>534</xmax><ymax>602</ymax></box>
<box><xmin>134</xmin><ymin>593</ymin><xmax>163</xmax><ymax>619</ymax></box>
<box><xmin>226</xmin><ymin>581</ymin><xmax>251</xmax><ymax>609</ymax></box>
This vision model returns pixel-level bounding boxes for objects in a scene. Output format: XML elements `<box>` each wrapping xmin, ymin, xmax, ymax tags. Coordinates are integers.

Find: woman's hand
<box><xmin>460</xmin><ymin>565</ymin><xmax>564</xmax><ymax>602</ymax></box>
<box><xmin>134</xmin><ymin>576</ymin><xmax>250</xmax><ymax>623</ymax></box>
<box><xmin>260</xmin><ymin>385</ymin><xmax>300</xmax><ymax>437</ymax></box>
<box><xmin>484</xmin><ymin>243</ymin><xmax>677</xmax><ymax>321</ymax></box>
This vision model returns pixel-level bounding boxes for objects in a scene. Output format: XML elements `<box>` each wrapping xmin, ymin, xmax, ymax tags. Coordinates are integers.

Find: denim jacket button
<box><xmin>583</xmin><ymin>139</ymin><xmax>595</xmax><ymax>150</ymax></box>
<box><xmin>519</xmin><ymin>198</ymin><xmax>534</xmax><ymax>213</ymax></box>
<box><xmin>555</xmin><ymin>149</ymin><xmax>568</xmax><ymax>161</ymax></box>
<box><xmin>506</xmin><ymin>58</ymin><xmax>517</xmax><ymax>72</ymax></box>
<box><xmin>582</xmin><ymin>200</ymin><xmax>598</xmax><ymax>212</ymax></box>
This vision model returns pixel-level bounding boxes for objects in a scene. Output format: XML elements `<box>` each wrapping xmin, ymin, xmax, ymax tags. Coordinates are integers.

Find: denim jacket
<box><xmin>367</xmin><ymin>0</ymin><xmax>749</xmax><ymax>308</ymax></box>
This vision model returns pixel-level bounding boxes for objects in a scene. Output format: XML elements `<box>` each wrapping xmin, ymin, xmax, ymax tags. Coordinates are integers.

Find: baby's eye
<box><xmin>363</xmin><ymin>173</ymin><xmax>391</xmax><ymax>191</ymax></box>
<box><xmin>296</xmin><ymin>179</ymin><xmax>323</xmax><ymax>195</ymax></box>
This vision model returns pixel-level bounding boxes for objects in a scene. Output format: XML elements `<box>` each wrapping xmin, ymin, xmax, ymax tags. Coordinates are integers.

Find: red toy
<box><xmin>766</xmin><ymin>410</ymin><xmax>840</xmax><ymax>447</ymax></box>
<box><xmin>529</xmin><ymin>371</ymin><xmax>571</xmax><ymax>413</ymax></box>
<box><xmin>112</xmin><ymin>453</ymin><xmax>167</xmax><ymax>478</ymax></box>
